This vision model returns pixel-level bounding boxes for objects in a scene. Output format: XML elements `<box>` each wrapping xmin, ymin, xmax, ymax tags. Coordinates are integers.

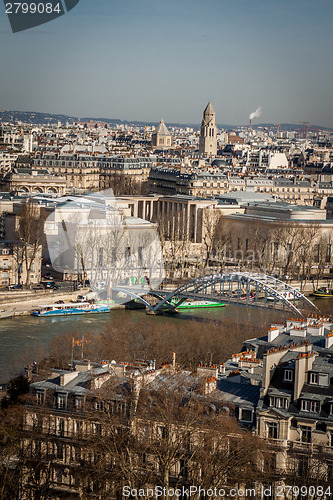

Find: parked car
<box><xmin>55</xmin><ymin>300</ymin><xmax>64</xmax><ymax>304</ymax></box>
<box><xmin>76</xmin><ymin>295</ymin><xmax>87</xmax><ymax>303</ymax></box>
<box><xmin>7</xmin><ymin>284</ymin><xmax>23</xmax><ymax>290</ymax></box>
<box><xmin>40</xmin><ymin>281</ymin><xmax>59</xmax><ymax>289</ymax></box>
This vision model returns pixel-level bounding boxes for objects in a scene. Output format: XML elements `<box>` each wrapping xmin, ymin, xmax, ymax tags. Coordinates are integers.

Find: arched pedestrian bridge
<box><xmin>112</xmin><ymin>272</ymin><xmax>317</xmax><ymax>316</ymax></box>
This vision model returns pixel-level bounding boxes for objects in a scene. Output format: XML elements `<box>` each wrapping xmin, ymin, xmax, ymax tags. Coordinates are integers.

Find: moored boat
<box><xmin>310</xmin><ymin>288</ymin><xmax>333</xmax><ymax>298</ymax></box>
<box><xmin>171</xmin><ymin>299</ymin><xmax>225</xmax><ymax>309</ymax></box>
<box><xmin>0</xmin><ymin>308</ymin><xmax>14</xmax><ymax>319</ymax></box>
<box><xmin>32</xmin><ymin>302</ymin><xmax>111</xmax><ymax>317</ymax></box>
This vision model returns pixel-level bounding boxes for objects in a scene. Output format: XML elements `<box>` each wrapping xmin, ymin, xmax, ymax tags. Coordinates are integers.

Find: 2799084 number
<box><xmin>5</xmin><ymin>3</ymin><xmax>62</xmax><ymax>14</ymax></box>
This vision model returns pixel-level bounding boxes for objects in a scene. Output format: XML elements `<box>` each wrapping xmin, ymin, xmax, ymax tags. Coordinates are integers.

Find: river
<box><xmin>0</xmin><ymin>299</ymin><xmax>332</xmax><ymax>383</ymax></box>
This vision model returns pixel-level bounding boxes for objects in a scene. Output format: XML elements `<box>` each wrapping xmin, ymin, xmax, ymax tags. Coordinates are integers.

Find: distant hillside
<box><xmin>0</xmin><ymin>110</ymin><xmax>332</xmax><ymax>132</ymax></box>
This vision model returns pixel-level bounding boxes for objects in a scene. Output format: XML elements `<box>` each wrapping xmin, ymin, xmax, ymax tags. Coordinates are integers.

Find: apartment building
<box><xmin>0</xmin><ymin>241</ymin><xmax>42</xmax><ymax>287</ymax></box>
<box><xmin>0</xmin><ymin>149</ymin><xmax>18</xmax><ymax>174</ymax></box>
<box><xmin>20</xmin><ymin>312</ymin><xmax>333</xmax><ymax>498</ymax></box>
<box><xmin>98</xmin><ymin>156</ymin><xmax>152</xmax><ymax>190</ymax></box>
<box><xmin>148</xmin><ymin>167</ymin><xmax>333</xmax><ymax>206</ymax></box>
<box><xmin>33</xmin><ymin>154</ymin><xmax>100</xmax><ymax>192</ymax></box>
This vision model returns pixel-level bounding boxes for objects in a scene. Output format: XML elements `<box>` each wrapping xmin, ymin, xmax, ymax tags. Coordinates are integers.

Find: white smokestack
<box><xmin>249</xmin><ymin>106</ymin><xmax>262</xmax><ymax>121</ymax></box>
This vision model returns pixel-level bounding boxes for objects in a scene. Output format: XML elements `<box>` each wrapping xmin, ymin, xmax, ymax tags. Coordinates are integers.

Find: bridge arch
<box><xmin>112</xmin><ymin>272</ymin><xmax>317</xmax><ymax>316</ymax></box>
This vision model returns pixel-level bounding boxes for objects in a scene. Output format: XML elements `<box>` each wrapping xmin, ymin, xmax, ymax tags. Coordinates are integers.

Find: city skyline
<box><xmin>1</xmin><ymin>0</ymin><xmax>333</xmax><ymax>127</ymax></box>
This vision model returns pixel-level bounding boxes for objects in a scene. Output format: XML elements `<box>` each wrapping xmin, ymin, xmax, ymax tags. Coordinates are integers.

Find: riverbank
<box><xmin>1</xmin><ymin>277</ymin><xmax>329</xmax><ymax>317</ymax></box>
<box><xmin>0</xmin><ymin>290</ymin><xmax>126</xmax><ymax>316</ymax></box>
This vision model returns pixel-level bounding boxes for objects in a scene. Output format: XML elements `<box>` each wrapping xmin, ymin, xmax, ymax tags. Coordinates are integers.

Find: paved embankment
<box><xmin>0</xmin><ymin>290</ymin><xmax>125</xmax><ymax>316</ymax></box>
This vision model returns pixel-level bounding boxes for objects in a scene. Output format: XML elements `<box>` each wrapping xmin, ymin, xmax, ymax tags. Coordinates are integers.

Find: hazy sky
<box><xmin>1</xmin><ymin>0</ymin><xmax>333</xmax><ymax>126</ymax></box>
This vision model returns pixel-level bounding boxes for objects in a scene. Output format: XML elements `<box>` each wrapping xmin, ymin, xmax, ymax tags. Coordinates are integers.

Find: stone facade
<box><xmin>199</xmin><ymin>101</ymin><xmax>217</xmax><ymax>156</ymax></box>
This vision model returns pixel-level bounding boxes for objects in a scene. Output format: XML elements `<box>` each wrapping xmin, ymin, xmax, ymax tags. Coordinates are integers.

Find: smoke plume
<box><xmin>249</xmin><ymin>106</ymin><xmax>262</xmax><ymax>121</ymax></box>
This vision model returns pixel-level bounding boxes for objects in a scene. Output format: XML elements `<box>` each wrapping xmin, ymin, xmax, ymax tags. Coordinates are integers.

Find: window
<box><xmin>301</xmin><ymin>400</ymin><xmax>319</xmax><ymax>413</ymax></box>
<box><xmin>72</xmin><ymin>446</ymin><xmax>81</xmax><ymax>462</ymax></box>
<box><xmin>273</xmin><ymin>242</ymin><xmax>279</xmax><ymax>260</ymax></box>
<box><xmin>56</xmin><ymin>443</ymin><xmax>64</xmax><ymax>460</ymax></box>
<box><xmin>74</xmin><ymin>420</ymin><xmax>83</xmax><ymax>435</ymax></box>
<box><xmin>269</xmin><ymin>396</ymin><xmax>288</xmax><ymax>409</ymax></box>
<box><xmin>138</xmin><ymin>246</ymin><xmax>143</xmax><ymax>267</ymax></box>
<box><xmin>298</xmin><ymin>455</ymin><xmax>309</xmax><ymax>475</ymax></box>
<box><xmin>56</xmin><ymin>417</ymin><xmax>65</xmax><ymax>437</ymax></box>
<box><xmin>56</xmin><ymin>469</ymin><xmax>63</xmax><ymax>484</ymax></box>
<box><xmin>300</xmin><ymin>426</ymin><xmax>312</xmax><ymax>443</ymax></box>
<box><xmin>158</xmin><ymin>426</ymin><xmax>168</xmax><ymax>439</ymax></box>
<box><xmin>75</xmin><ymin>397</ymin><xmax>84</xmax><ymax>410</ymax></box>
<box><xmin>94</xmin><ymin>400</ymin><xmax>105</xmax><ymax>411</ymax></box>
<box><xmin>93</xmin><ymin>423</ymin><xmax>102</xmax><ymax>436</ymax></box>
<box><xmin>32</xmin><ymin>414</ymin><xmax>42</xmax><ymax>432</ymax></box>
<box><xmin>179</xmin><ymin>459</ymin><xmax>189</xmax><ymax>479</ymax></box>
<box><xmin>314</xmin><ymin>244</ymin><xmax>320</xmax><ymax>263</ymax></box>
<box><xmin>284</xmin><ymin>369</ymin><xmax>293</xmax><ymax>382</ymax></box>
<box><xmin>36</xmin><ymin>391</ymin><xmax>45</xmax><ymax>405</ymax></box>
<box><xmin>286</xmin><ymin>243</ymin><xmax>292</xmax><ymax>259</ymax></box>
<box><xmin>309</xmin><ymin>371</ymin><xmax>327</xmax><ymax>386</ymax></box>
<box><xmin>309</xmin><ymin>372</ymin><xmax>319</xmax><ymax>385</ymax></box>
<box><xmin>57</xmin><ymin>394</ymin><xmax>67</xmax><ymax>409</ymax></box>
<box><xmin>98</xmin><ymin>247</ymin><xmax>103</xmax><ymax>267</ymax></box>
<box><xmin>266</xmin><ymin>422</ymin><xmax>278</xmax><ymax>439</ymax></box>
<box><xmin>239</xmin><ymin>408</ymin><xmax>253</xmax><ymax>423</ymax></box>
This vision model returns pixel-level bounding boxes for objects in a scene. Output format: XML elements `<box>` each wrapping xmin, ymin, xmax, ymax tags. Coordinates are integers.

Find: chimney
<box><xmin>325</xmin><ymin>333</ymin><xmax>333</xmax><ymax>349</ymax></box>
<box><xmin>203</xmin><ymin>377</ymin><xmax>217</xmax><ymax>395</ymax></box>
<box><xmin>294</xmin><ymin>352</ymin><xmax>316</xmax><ymax>401</ymax></box>
<box><xmin>268</xmin><ymin>327</ymin><xmax>279</xmax><ymax>342</ymax></box>
<box><xmin>172</xmin><ymin>352</ymin><xmax>176</xmax><ymax>369</ymax></box>
<box><xmin>197</xmin><ymin>364</ymin><xmax>218</xmax><ymax>379</ymax></box>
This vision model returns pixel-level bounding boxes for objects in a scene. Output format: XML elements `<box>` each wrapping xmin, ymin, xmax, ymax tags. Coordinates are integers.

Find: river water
<box><xmin>1</xmin><ymin>299</ymin><xmax>332</xmax><ymax>383</ymax></box>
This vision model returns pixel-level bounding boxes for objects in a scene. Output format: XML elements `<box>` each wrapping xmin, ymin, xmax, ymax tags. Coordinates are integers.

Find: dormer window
<box><xmin>36</xmin><ymin>391</ymin><xmax>45</xmax><ymax>405</ymax></box>
<box><xmin>309</xmin><ymin>372</ymin><xmax>329</xmax><ymax>387</ymax></box>
<box><xmin>284</xmin><ymin>369</ymin><xmax>293</xmax><ymax>382</ymax></box>
<box><xmin>57</xmin><ymin>394</ymin><xmax>67</xmax><ymax>410</ymax></box>
<box><xmin>301</xmin><ymin>400</ymin><xmax>319</xmax><ymax>413</ymax></box>
<box><xmin>269</xmin><ymin>396</ymin><xmax>288</xmax><ymax>409</ymax></box>
<box><xmin>239</xmin><ymin>408</ymin><xmax>253</xmax><ymax>423</ymax></box>
<box><xmin>75</xmin><ymin>397</ymin><xmax>84</xmax><ymax>410</ymax></box>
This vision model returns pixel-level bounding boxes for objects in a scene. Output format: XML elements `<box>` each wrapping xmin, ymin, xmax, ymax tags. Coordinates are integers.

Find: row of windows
<box><xmin>266</xmin><ymin>421</ymin><xmax>333</xmax><ymax>446</ymax></box>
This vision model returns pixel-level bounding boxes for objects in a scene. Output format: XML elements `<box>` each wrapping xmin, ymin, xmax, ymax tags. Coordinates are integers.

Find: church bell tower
<box><xmin>199</xmin><ymin>101</ymin><xmax>217</xmax><ymax>156</ymax></box>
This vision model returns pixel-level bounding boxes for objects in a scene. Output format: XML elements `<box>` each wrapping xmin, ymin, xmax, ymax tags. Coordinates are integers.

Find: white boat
<box><xmin>32</xmin><ymin>302</ymin><xmax>111</xmax><ymax>317</ymax></box>
<box><xmin>0</xmin><ymin>308</ymin><xmax>14</xmax><ymax>319</ymax></box>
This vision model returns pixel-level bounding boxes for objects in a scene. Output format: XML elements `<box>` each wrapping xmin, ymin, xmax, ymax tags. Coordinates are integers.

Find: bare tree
<box><xmin>17</xmin><ymin>198</ymin><xmax>45</xmax><ymax>286</ymax></box>
<box><xmin>157</xmin><ymin>210</ymin><xmax>191</xmax><ymax>279</ymax></box>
